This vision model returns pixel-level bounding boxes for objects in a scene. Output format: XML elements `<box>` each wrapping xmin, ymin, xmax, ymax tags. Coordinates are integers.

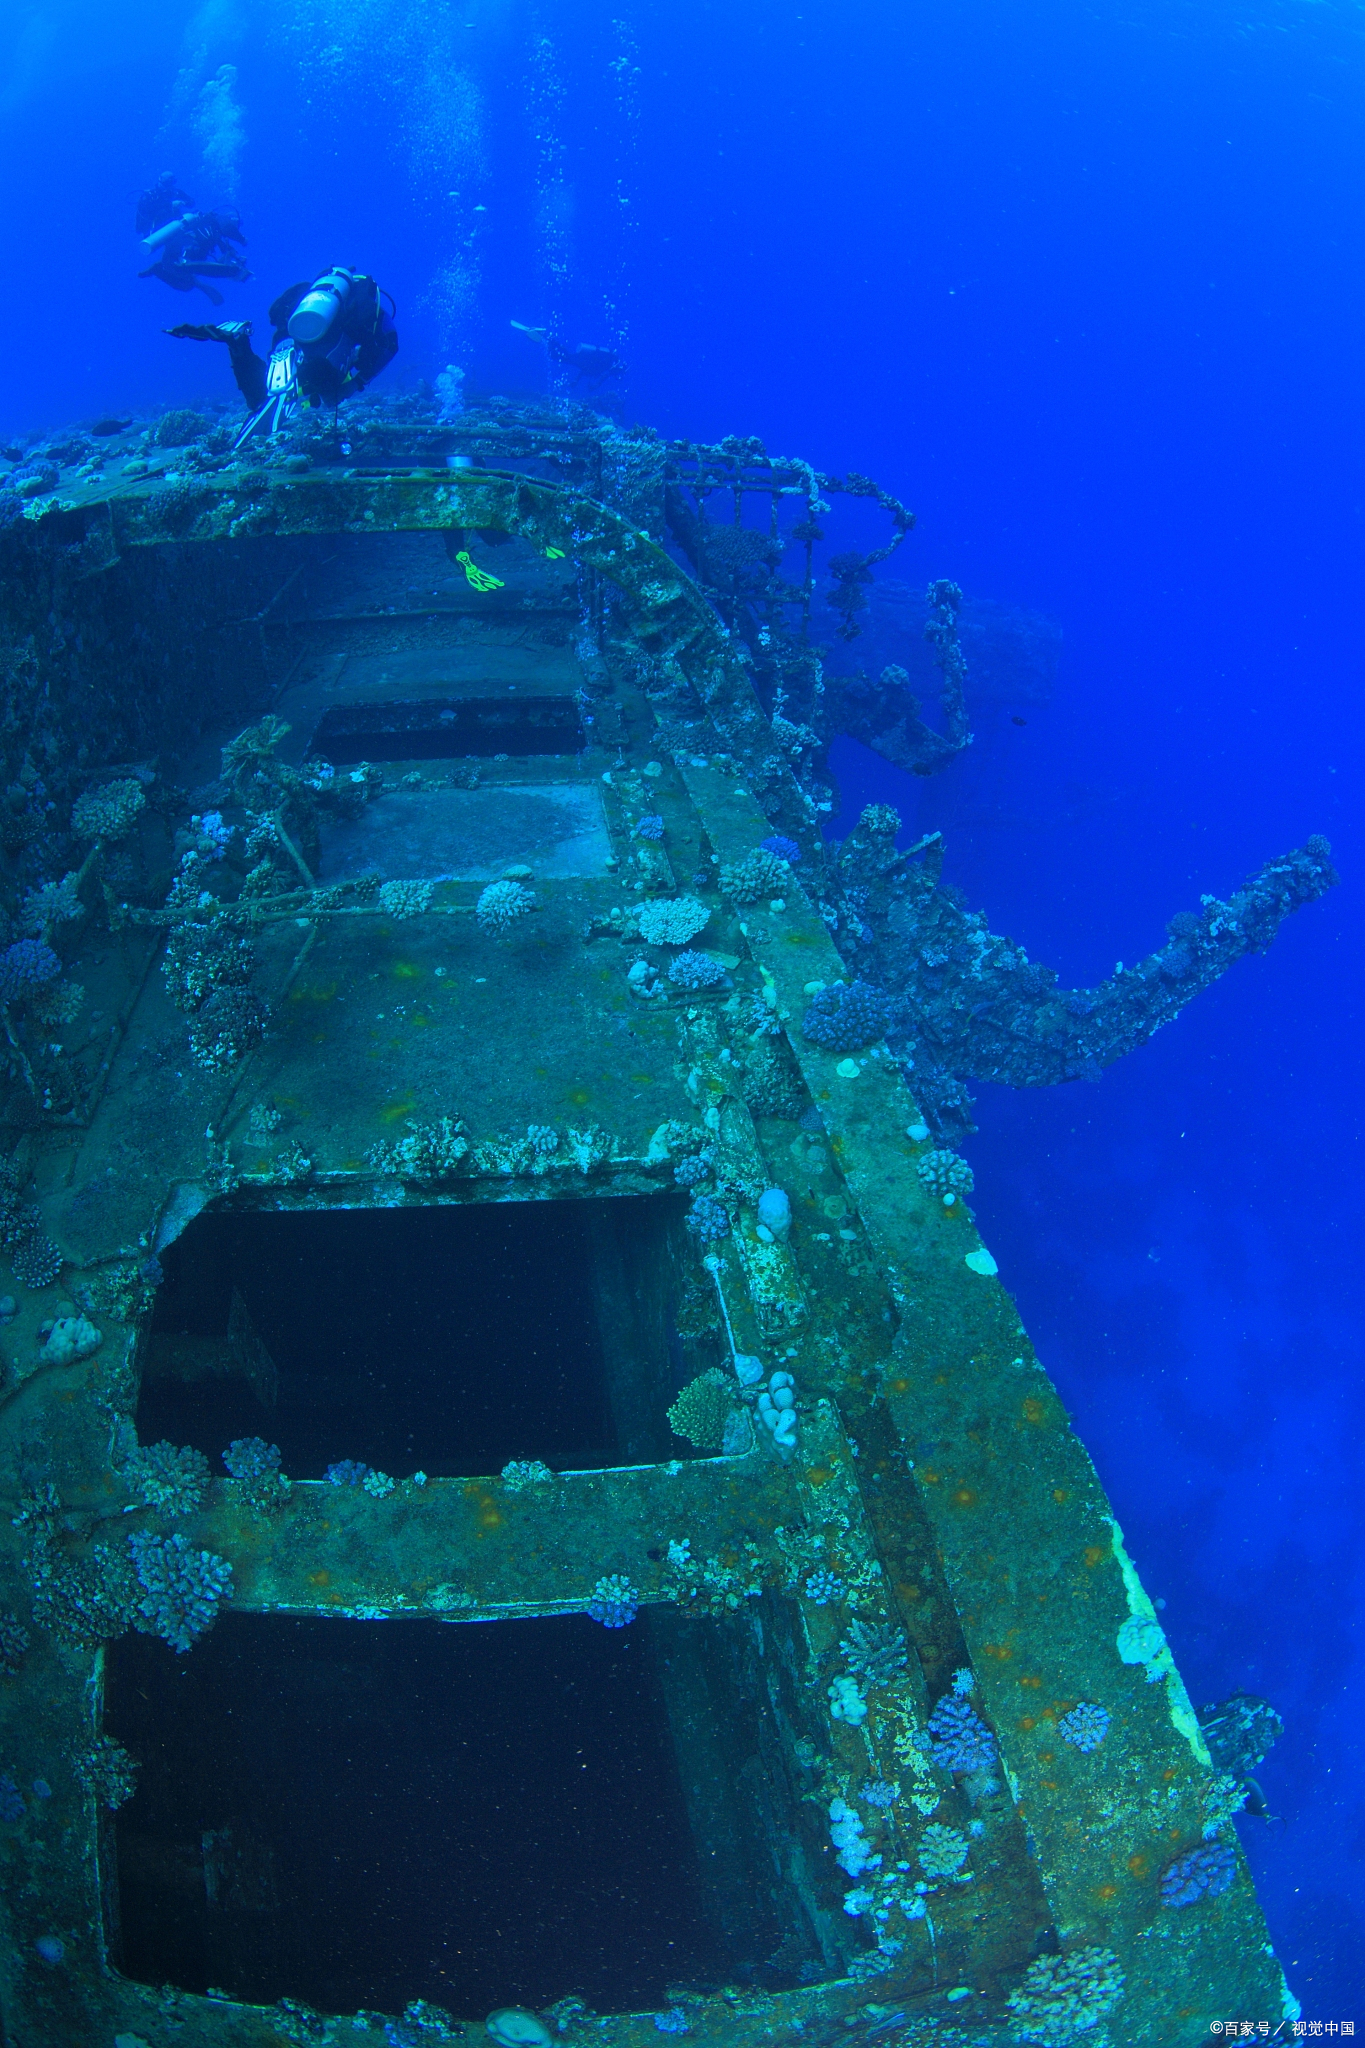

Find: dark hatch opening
<box><xmin>136</xmin><ymin>1198</ymin><xmax>674</xmax><ymax>1479</ymax></box>
<box><xmin>105</xmin><ymin>1612</ymin><xmax>726</xmax><ymax>2015</ymax></box>
<box><xmin>312</xmin><ymin>694</ymin><xmax>584</xmax><ymax>762</ymax></box>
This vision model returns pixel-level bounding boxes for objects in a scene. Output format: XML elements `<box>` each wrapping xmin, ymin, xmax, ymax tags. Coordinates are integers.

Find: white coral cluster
<box><xmin>71</xmin><ymin>779</ymin><xmax>145</xmax><ymax>842</ymax></box>
<box><xmin>476</xmin><ymin>879</ymin><xmax>536</xmax><ymax>934</ymax></box>
<box><xmin>636</xmin><ymin>896</ymin><xmax>710</xmax><ymax>946</ymax></box>
<box><xmin>377</xmin><ymin>878</ymin><xmax>434</xmax><ymax>919</ymax></box>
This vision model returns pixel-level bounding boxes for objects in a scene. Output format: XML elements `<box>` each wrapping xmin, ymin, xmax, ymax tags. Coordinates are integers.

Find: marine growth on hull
<box><xmin>0</xmin><ymin>387</ymin><xmax>1323</xmax><ymax>2046</ymax></box>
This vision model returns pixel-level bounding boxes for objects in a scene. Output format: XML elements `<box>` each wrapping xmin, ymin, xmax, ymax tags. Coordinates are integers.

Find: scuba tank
<box><xmin>288</xmin><ymin>267</ymin><xmax>364</xmax><ymax>344</ymax></box>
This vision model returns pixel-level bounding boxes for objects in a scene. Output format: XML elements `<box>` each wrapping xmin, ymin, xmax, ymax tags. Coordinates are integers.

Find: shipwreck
<box><xmin>0</xmin><ymin>390</ymin><xmax>1333</xmax><ymax>2046</ymax></box>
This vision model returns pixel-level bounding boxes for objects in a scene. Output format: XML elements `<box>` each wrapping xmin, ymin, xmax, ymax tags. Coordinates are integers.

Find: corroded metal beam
<box><xmin>187</xmin><ymin>1455</ymin><xmax>798</xmax><ymax>1622</ymax></box>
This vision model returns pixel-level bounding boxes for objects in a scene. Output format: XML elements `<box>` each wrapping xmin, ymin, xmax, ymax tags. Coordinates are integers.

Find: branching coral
<box><xmin>21</xmin><ymin>873</ymin><xmax>82</xmax><ymax>935</ymax></box>
<box><xmin>501</xmin><ymin>1459</ymin><xmax>554</xmax><ymax>1490</ymax></box>
<box><xmin>1057</xmin><ymin>1702</ymin><xmax>1110</xmax><ymax>1753</ymax></box>
<box><xmin>0</xmin><ymin>940</ymin><xmax>60</xmax><ymax>1007</ymax></box>
<box><xmin>917</xmin><ymin>1822</ymin><xmax>969</xmax><ymax>1877</ymax></box>
<box><xmin>841</xmin><ymin>1616</ymin><xmax>908</xmax><ymax>1689</ymax></box>
<box><xmin>927</xmin><ymin>1693</ymin><xmax>997</xmax><ymax>1772</ymax></box>
<box><xmin>124</xmin><ymin>1440</ymin><xmax>210</xmax><ymax>1519</ymax></box>
<box><xmin>685</xmin><ymin>1193</ymin><xmax>730</xmax><ymax>1243</ymax></box>
<box><xmin>378</xmin><ymin>878</ymin><xmax>434</xmax><ymax>919</ymax></box>
<box><xmin>476</xmin><ymin>879</ymin><xmax>535</xmax><ymax>934</ymax></box>
<box><xmin>128</xmin><ymin>1532</ymin><xmax>232</xmax><ymax>1653</ymax></box>
<box><xmin>368</xmin><ymin>1116</ymin><xmax>469</xmax><ymax>1179</ymax></box>
<box><xmin>223</xmin><ymin>1436</ymin><xmax>288</xmax><ymax>1513</ymax></box>
<box><xmin>666</xmin><ymin>1369</ymin><xmax>737</xmax><ymax>1449</ymax></box>
<box><xmin>668</xmin><ymin>949</ymin><xmax>726</xmax><ymax>989</ymax></box>
<box><xmin>636</xmin><ymin>896</ymin><xmax>710</xmax><ymax>946</ymax></box>
<box><xmin>802</xmin><ymin>980</ymin><xmax>893</xmax><ymax>1053</ymax></box>
<box><xmin>719</xmin><ymin>847</ymin><xmax>790</xmax><ymax>903</ymax></box>
<box><xmin>71</xmin><ymin>779</ymin><xmax>146</xmax><ymax>844</ymax></box>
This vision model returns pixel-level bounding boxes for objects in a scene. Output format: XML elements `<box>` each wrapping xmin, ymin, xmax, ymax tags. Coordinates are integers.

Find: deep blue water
<box><xmin>2</xmin><ymin>0</ymin><xmax>1360</xmax><ymax>2016</ymax></box>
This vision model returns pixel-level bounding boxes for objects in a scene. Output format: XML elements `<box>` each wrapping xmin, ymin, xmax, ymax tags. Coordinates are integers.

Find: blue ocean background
<box><xmin>1</xmin><ymin>0</ymin><xmax>1360</xmax><ymax>2013</ymax></box>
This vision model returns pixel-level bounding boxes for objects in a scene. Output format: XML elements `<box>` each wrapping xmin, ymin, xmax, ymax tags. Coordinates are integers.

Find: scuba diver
<box><xmin>136</xmin><ymin>173</ymin><xmax>250</xmax><ymax>304</ymax></box>
<box><xmin>168</xmin><ymin>267</ymin><xmax>398</xmax><ymax>450</ymax></box>
<box><xmin>140</xmin><ymin>207</ymin><xmax>250</xmax><ymax>304</ymax></box>
<box><xmin>135</xmin><ymin>172</ymin><xmax>194</xmax><ymax>239</ymax></box>
<box><xmin>510</xmin><ymin>319</ymin><xmax>623</xmax><ymax>388</ymax></box>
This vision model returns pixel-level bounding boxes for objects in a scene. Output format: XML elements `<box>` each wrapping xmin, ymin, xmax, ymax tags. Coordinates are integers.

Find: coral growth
<box><xmin>188</xmin><ymin>987</ymin><xmax>267</xmax><ymax>1069</ymax></box>
<box><xmin>0</xmin><ymin>1161</ymin><xmax>63</xmax><ymax>1289</ymax></box>
<box><xmin>917</xmin><ymin>1822</ymin><xmax>969</xmax><ymax>1877</ymax></box>
<box><xmin>223</xmin><ymin>1436</ymin><xmax>287</xmax><ymax>1514</ymax></box>
<box><xmin>163</xmin><ymin>923</ymin><xmax>254</xmax><ymax>1012</ymax></box>
<box><xmin>667</xmin><ymin>1369</ymin><xmax>737</xmax><ymax>1449</ymax></box>
<box><xmin>378</xmin><ymin>878</ymin><xmax>434</xmax><ymax>919</ymax></box>
<box><xmin>1057</xmin><ymin>1702</ymin><xmax>1110</xmax><ymax>1753</ymax></box>
<box><xmin>501</xmin><ymin>1459</ymin><xmax>554</xmax><ymax>1490</ymax></box>
<box><xmin>124</xmin><ymin>1441</ymin><xmax>210</xmax><ymax>1519</ymax></box>
<box><xmin>587</xmin><ymin>1574</ymin><xmax>638</xmax><ymax>1627</ymax></box>
<box><xmin>1159</xmin><ymin>1840</ymin><xmax>1236</xmax><ymax>1908</ymax></box>
<box><xmin>368</xmin><ymin>1116</ymin><xmax>469</xmax><ymax>1179</ymax></box>
<box><xmin>841</xmin><ymin>1617</ymin><xmax>908</xmax><ymax>1689</ymax></box>
<box><xmin>21</xmin><ymin>874</ymin><xmax>82</xmax><ymax>934</ymax></box>
<box><xmin>685</xmin><ymin>1193</ymin><xmax>730</xmax><ymax>1243</ymax></box>
<box><xmin>128</xmin><ymin>1531</ymin><xmax>233</xmax><ymax>1653</ymax></box>
<box><xmin>476</xmin><ymin>879</ymin><xmax>535</xmax><ymax>934</ymax></box>
<box><xmin>916</xmin><ymin>1148</ymin><xmax>974</xmax><ymax>1200</ymax></box>
<box><xmin>719</xmin><ymin>847</ymin><xmax>791</xmax><ymax>903</ymax></box>
<box><xmin>70</xmin><ymin>1733</ymin><xmax>139</xmax><ymax>1811</ymax></box>
<box><xmin>1005</xmin><ymin>1946</ymin><xmax>1125</xmax><ymax>2045</ymax></box>
<box><xmin>325</xmin><ymin>1460</ymin><xmax>371</xmax><ymax>1487</ymax></box>
<box><xmin>801</xmin><ymin>980</ymin><xmax>893</xmax><ymax>1053</ymax></box>
<box><xmin>667</xmin><ymin>949</ymin><xmax>726</xmax><ymax>989</ymax></box>
<box><xmin>828</xmin><ymin>1796</ymin><xmax>880</xmax><ymax>1876</ymax></box>
<box><xmin>927</xmin><ymin>1693</ymin><xmax>997</xmax><ymax>1772</ymax></box>
<box><xmin>636</xmin><ymin>896</ymin><xmax>710</xmax><ymax>946</ymax></box>
<box><xmin>0</xmin><ymin>940</ymin><xmax>60</xmax><ymax>1006</ymax></box>
<box><xmin>12</xmin><ymin>1232</ymin><xmax>63</xmax><ymax>1290</ymax></box>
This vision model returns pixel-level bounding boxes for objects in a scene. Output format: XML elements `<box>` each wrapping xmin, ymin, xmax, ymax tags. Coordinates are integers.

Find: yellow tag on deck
<box><xmin>455</xmin><ymin>550</ymin><xmax>505</xmax><ymax>592</ymax></box>
<box><xmin>544</xmin><ymin>545</ymin><xmax>566</xmax><ymax>559</ymax></box>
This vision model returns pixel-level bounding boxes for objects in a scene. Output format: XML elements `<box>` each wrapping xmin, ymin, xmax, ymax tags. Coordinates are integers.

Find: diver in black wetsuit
<box><xmin>510</xmin><ymin>319</ymin><xmax>623</xmax><ymax>388</ymax></box>
<box><xmin>168</xmin><ymin>267</ymin><xmax>398</xmax><ymax>448</ymax></box>
<box><xmin>136</xmin><ymin>174</ymin><xmax>250</xmax><ymax>304</ymax></box>
<box><xmin>140</xmin><ymin>208</ymin><xmax>251</xmax><ymax>304</ymax></box>
<box><xmin>135</xmin><ymin>172</ymin><xmax>194</xmax><ymax>239</ymax></box>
